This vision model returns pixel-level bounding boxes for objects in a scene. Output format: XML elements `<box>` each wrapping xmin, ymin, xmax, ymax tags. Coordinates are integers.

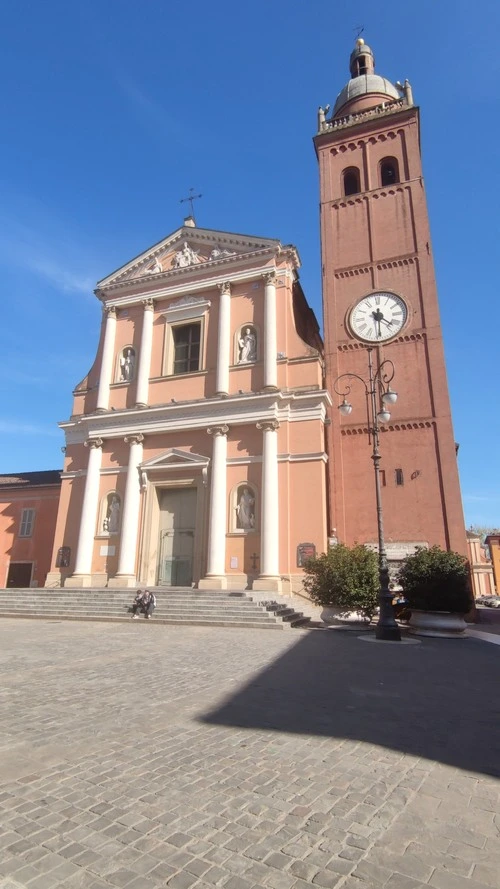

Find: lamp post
<box><xmin>333</xmin><ymin>347</ymin><xmax>401</xmax><ymax>641</ymax></box>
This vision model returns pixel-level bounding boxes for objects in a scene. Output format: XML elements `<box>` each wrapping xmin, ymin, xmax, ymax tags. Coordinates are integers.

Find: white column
<box><xmin>115</xmin><ymin>434</ymin><xmax>144</xmax><ymax>580</ymax></box>
<box><xmin>200</xmin><ymin>425</ymin><xmax>229</xmax><ymax>585</ymax></box>
<box><xmin>215</xmin><ymin>282</ymin><xmax>231</xmax><ymax>396</ymax></box>
<box><xmin>255</xmin><ymin>420</ymin><xmax>281</xmax><ymax>586</ymax></box>
<box><xmin>264</xmin><ymin>272</ymin><xmax>278</xmax><ymax>390</ymax></box>
<box><xmin>96</xmin><ymin>307</ymin><xmax>117</xmax><ymax>412</ymax></box>
<box><xmin>73</xmin><ymin>438</ymin><xmax>103</xmax><ymax>577</ymax></box>
<box><xmin>136</xmin><ymin>299</ymin><xmax>154</xmax><ymax>408</ymax></box>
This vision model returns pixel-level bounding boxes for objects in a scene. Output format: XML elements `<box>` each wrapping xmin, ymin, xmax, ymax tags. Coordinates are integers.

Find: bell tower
<box><xmin>314</xmin><ymin>39</ymin><xmax>466</xmax><ymax>556</ymax></box>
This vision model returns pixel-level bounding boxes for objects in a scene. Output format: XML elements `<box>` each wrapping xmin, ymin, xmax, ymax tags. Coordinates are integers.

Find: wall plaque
<box><xmin>56</xmin><ymin>546</ymin><xmax>71</xmax><ymax>568</ymax></box>
<box><xmin>297</xmin><ymin>542</ymin><xmax>316</xmax><ymax>567</ymax></box>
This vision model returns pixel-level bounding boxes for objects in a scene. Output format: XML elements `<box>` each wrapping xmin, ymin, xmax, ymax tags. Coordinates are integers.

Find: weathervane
<box><xmin>180</xmin><ymin>188</ymin><xmax>202</xmax><ymax>222</ymax></box>
<box><xmin>354</xmin><ymin>25</ymin><xmax>364</xmax><ymax>39</ymax></box>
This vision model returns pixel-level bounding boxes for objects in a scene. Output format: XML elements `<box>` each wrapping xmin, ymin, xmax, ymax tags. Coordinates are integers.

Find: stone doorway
<box><xmin>7</xmin><ymin>562</ymin><xmax>33</xmax><ymax>588</ymax></box>
<box><xmin>157</xmin><ymin>488</ymin><xmax>197</xmax><ymax>586</ymax></box>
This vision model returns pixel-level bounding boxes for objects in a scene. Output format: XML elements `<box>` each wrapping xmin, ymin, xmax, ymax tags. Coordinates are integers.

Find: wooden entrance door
<box><xmin>7</xmin><ymin>563</ymin><xmax>33</xmax><ymax>588</ymax></box>
<box><xmin>157</xmin><ymin>489</ymin><xmax>197</xmax><ymax>586</ymax></box>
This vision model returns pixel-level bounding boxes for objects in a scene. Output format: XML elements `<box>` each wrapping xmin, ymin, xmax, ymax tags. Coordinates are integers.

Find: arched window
<box><xmin>343</xmin><ymin>167</ymin><xmax>361</xmax><ymax>196</ymax></box>
<box><xmin>380</xmin><ymin>157</ymin><xmax>400</xmax><ymax>187</ymax></box>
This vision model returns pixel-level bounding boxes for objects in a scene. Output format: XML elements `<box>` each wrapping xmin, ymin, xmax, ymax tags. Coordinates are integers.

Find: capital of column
<box><xmin>256</xmin><ymin>420</ymin><xmax>279</xmax><ymax>433</ymax></box>
<box><xmin>141</xmin><ymin>298</ymin><xmax>155</xmax><ymax>311</ymax></box>
<box><xmin>84</xmin><ymin>437</ymin><xmax>103</xmax><ymax>450</ymax></box>
<box><xmin>124</xmin><ymin>433</ymin><xmax>144</xmax><ymax>446</ymax></box>
<box><xmin>218</xmin><ymin>281</ymin><xmax>231</xmax><ymax>295</ymax></box>
<box><xmin>103</xmin><ymin>306</ymin><xmax>117</xmax><ymax>319</ymax></box>
<box><xmin>263</xmin><ymin>271</ymin><xmax>277</xmax><ymax>285</ymax></box>
<box><xmin>207</xmin><ymin>425</ymin><xmax>229</xmax><ymax>437</ymax></box>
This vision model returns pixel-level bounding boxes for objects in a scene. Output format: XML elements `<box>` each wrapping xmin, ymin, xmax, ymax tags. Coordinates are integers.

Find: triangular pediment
<box><xmin>140</xmin><ymin>448</ymin><xmax>210</xmax><ymax>471</ymax></box>
<box><xmin>97</xmin><ymin>224</ymin><xmax>282</xmax><ymax>290</ymax></box>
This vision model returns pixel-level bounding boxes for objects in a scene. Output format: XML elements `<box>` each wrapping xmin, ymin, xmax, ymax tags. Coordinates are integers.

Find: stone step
<box><xmin>0</xmin><ymin>588</ymin><xmax>310</xmax><ymax>630</ymax></box>
<box><xmin>0</xmin><ymin>605</ymin><xmax>276</xmax><ymax>619</ymax></box>
<box><xmin>0</xmin><ymin>613</ymin><xmax>284</xmax><ymax>629</ymax></box>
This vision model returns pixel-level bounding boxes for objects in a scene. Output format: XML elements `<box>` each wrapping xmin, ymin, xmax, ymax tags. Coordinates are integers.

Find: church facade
<box><xmin>46</xmin><ymin>223</ymin><xmax>330</xmax><ymax>591</ymax></box>
<box><xmin>41</xmin><ymin>37</ymin><xmax>468</xmax><ymax>592</ymax></box>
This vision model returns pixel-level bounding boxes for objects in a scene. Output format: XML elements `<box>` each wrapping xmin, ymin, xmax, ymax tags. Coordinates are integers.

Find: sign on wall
<box><xmin>297</xmin><ymin>542</ymin><xmax>316</xmax><ymax>567</ymax></box>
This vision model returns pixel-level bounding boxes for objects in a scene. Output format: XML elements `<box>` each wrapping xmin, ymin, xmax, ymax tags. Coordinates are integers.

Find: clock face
<box><xmin>349</xmin><ymin>292</ymin><xmax>408</xmax><ymax>343</ymax></box>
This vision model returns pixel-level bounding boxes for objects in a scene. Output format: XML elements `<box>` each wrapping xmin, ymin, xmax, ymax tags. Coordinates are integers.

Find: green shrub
<box><xmin>397</xmin><ymin>545</ymin><xmax>471</xmax><ymax>613</ymax></box>
<box><xmin>303</xmin><ymin>543</ymin><xmax>379</xmax><ymax>619</ymax></box>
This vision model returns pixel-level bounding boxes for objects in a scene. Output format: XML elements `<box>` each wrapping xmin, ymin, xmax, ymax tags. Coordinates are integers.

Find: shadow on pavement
<box><xmin>201</xmin><ymin>629</ymin><xmax>500</xmax><ymax>778</ymax></box>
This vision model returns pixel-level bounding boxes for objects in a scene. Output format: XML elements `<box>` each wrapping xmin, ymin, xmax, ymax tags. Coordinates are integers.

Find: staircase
<box><xmin>0</xmin><ymin>588</ymin><xmax>311</xmax><ymax>630</ymax></box>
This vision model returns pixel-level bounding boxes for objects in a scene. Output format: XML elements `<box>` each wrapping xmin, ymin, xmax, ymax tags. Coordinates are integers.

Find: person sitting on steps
<box><xmin>131</xmin><ymin>589</ymin><xmax>156</xmax><ymax>619</ymax></box>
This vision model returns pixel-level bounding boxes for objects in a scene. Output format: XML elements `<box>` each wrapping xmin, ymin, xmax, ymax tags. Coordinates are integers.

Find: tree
<box><xmin>303</xmin><ymin>543</ymin><xmax>379</xmax><ymax>619</ymax></box>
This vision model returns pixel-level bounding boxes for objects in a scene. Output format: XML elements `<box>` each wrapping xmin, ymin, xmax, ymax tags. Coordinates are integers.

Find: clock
<box><xmin>349</xmin><ymin>292</ymin><xmax>408</xmax><ymax>343</ymax></box>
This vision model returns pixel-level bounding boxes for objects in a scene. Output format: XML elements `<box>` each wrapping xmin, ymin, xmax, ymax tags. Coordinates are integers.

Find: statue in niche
<box><xmin>120</xmin><ymin>348</ymin><xmax>135</xmax><ymax>382</ymax></box>
<box><xmin>103</xmin><ymin>495</ymin><xmax>120</xmax><ymax>534</ymax></box>
<box><xmin>238</xmin><ymin>327</ymin><xmax>257</xmax><ymax>364</ymax></box>
<box><xmin>236</xmin><ymin>487</ymin><xmax>255</xmax><ymax>530</ymax></box>
<box><xmin>172</xmin><ymin>242</ymin><xmax>200</xmax><ymax>268</ymax></box>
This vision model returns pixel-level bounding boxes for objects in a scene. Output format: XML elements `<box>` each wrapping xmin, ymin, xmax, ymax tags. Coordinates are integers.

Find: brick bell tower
<box><xmin>314</xmin><ymin>38</ymin><xmax>466</xmax><ymax>558</ymax></box>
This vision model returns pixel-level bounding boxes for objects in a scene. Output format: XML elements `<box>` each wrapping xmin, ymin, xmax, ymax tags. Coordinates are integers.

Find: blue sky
<box><xmin>0</xmin><ymin>0</ymin><xmax>498</xmax><ymax>528</ymax></box>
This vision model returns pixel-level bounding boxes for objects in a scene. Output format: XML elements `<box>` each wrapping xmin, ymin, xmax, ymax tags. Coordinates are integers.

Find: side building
<box><xmin>0</xmin><ymin>471</ymin><xmax>61</xmax><ymax>588</ymax></box>
<box><xmin>46</xmin><ymin>221</ymin><xmax>330</xmax><ymax>591</ymax></box>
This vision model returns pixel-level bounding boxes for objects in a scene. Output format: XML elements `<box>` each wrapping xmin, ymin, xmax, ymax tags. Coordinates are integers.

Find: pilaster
<box><xmin>109</xmin><ymin>434</ymin><xmax>144</xmax><ymax>587</ymax></box>
<box><xmin>199</xmin><ymin>425</ymin><xmax>229</xmax><ymax>590</ymax></box>
<box><xmin>215</xmin><ymin>282</ymin><xmax>231</xmax><ymax>396</ymax></box>
<box><xmin>136</xmin><ymin>299</ymin><xmax>154</xmax><ymax>408</ymax></box>
<box><xmin>96</xmin><ymin>308</ymin><xmax>117</xmax><ymax>412</ymax></box>
<box><xmin>65</xmin><ymin>438</ymin><xmax>103</xmax><ymax>587</ymax></box>
<box><xmin>253</xmin><ymin>420</ymin><xmax>282</xmax><ymax>592</ymax></box>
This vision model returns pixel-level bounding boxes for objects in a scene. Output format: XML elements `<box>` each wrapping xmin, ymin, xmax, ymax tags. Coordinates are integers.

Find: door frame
<box><xmin>157</xmin><ymin>487</ymin><xmax>197</xmax><ymax>586</ymax></box>
<box><xmin>6</xmin><ymin>561</ymin><xmax>34</xmax><ymax>588</ymax></box>
<box><xmin>138</xmin><ymin>476</ymin><xmax>206</xmax><ymax>588</ymax></box>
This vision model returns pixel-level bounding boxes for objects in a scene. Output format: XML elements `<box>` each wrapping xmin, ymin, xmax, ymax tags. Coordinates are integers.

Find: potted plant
<box><xmin>303</xmin><ymin>543</ymin><xmax>379</xmax><ymax>624</ymax></box>
<box><xmin>397</xmin><ymin>545</ymin><xmax>472</xmax><ymax>637</ymax></box>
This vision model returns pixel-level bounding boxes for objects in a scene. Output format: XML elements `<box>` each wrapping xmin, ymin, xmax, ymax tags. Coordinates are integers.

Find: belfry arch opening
<box><xmin>343</xmin><ymin>167</ymin><xmax>361</xmax><ymax>197</ymax></box>
<box><xmin>380</xmin><ymin>157</ymin><xmax>400</xmax><ymax>187</ymax></box>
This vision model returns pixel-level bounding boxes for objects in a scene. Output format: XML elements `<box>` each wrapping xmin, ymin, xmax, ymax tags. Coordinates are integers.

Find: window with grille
<box><xmin>173</xmin><ymin>323</ymin><xmax>201</xmax><ymax>375</ymax></box>
<box><xmin>19</xmin><ymin>508</ymin><xmax>35</xmax><ymax>538</ymax></box>
<box><xmin>395</xmin><ymin>468</ymin><xmax>404</xmax><ymax>486</ymax></box>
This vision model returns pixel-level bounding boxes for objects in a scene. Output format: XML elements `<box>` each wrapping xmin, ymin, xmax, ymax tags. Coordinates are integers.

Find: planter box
<box><xmin>408</xmin><ymin>609</ymin><xmax>467</xmax><ymax>638</ymax></box>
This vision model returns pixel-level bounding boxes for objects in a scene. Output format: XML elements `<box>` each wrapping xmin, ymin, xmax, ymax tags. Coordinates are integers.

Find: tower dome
<box><xmin>332</xmin><ymin>38</ymin><xmax>400</xmax><ymax>118</ymax></box>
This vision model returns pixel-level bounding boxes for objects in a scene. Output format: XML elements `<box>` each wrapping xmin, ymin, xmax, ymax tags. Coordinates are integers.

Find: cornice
<box><xmin>314</xmin><ymin>100</ymin><xmax>416</xmax><ymax>143</ymax></box>
<box><xmin>329</xmin><ymin>180</ymin><xmax>422</xmax><ymax>213</ymax></box>
<box><xmin>334</xmin><ymin>253</ymin><xmax>417</xmax><ymax>279</ymax></box>
<box><xmin>60</xmin><ymin>389</ymin><xmax>332</xmax><ymax>445</ymax></box>
<box><xmin>340</xmin><ymin>419</ymin><xmax>434</xmax><ymax>436</ymax></box>
<box><xmin>97</xmin><ymin>249</ymin><xmax>281</xmax><ymax>300</ymax></box>
<box><xmin>337</xmin><ymin>331</ymin><xmax>424</xmax><ymax>352</ymax></box>
<box><xmin>96</xmin><ymin>263</ymin><xmax>285</xmax><ymax>309</ymax></box>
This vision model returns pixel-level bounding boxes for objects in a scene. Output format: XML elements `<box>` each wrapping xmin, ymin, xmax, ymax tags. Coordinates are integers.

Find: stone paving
<box><xmin>0</xmin><ymin>619</ymin><xmax>499</xmax><ymax>889</ymax></box>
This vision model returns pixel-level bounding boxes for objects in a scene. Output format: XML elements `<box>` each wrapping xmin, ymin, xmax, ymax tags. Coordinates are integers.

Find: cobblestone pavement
<box><xmin>0</xmin><ymin>620</ymin><xmax>499</xmax><ymax>889</ymax></box>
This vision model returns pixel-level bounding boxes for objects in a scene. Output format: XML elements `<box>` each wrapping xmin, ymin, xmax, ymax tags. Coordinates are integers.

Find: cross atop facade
<box><xmin>180</xmin><ymin>188</ymin><xmax>202</xmax><ymax>221</ymax></box>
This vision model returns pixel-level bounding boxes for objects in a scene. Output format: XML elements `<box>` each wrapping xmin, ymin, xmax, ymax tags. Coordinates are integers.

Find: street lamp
<box><xmin>334</xmin><ymin>347</ymin><xmax>401</xmax><ymax>641</ymax></box>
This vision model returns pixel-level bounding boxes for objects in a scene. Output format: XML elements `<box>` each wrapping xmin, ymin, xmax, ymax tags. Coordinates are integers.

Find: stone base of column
<box><xmin>45</xmin><ymin>571</ymin><xmax>64</xmax><ymax>588</ymax></box>
<box><xmin>108</xmin><ymin>575</ymin><xmax>138</xmax><ymax>589</ymax></box>
<box><xmin>135</xmin><ymin>402</ymin><xmax>148</xmax><ymax>409</ymax></box>
<box><xmin>198</xmin><ymin>575</ymin><xmax>229</xmax><ymax>590</ymax></box>
<box><xmin>64</xmin><ymin>574</ymin><xmax>97</xmax><ymax>588</ymax></box>
<box><xmin>252</xmin><ymin>575</ymin><xmax>283</xmax><ymax>593</ymax></box>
